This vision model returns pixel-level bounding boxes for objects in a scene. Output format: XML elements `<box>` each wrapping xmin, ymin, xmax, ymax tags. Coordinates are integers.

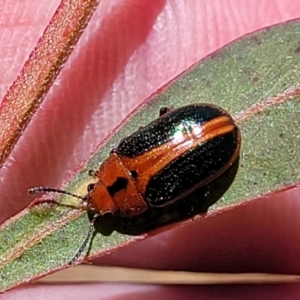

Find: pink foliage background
<box><xmin>1</xmin><ymin>0</ymin><xmax>300</xmax><ymax>299</ymax></box>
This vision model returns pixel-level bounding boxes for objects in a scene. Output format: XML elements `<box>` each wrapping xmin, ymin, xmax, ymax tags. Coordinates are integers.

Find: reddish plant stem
<box><xmin>234</xmin><ymin>87</ymin><xmax>300</xmax><ymax>123</ymax></box>
<box><xmin>0</xmin><ymin>0</ymin><xmax>100</xmax><ymax>168</ymax></box>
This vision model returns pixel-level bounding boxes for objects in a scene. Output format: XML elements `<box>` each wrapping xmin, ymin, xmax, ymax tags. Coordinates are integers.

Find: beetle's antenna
<box><xmin>29</xmin><ymin>186</ymin><xmax>85</xmax><ymax>200</ymax></box>
<box><xmin>68</xmin><ymin>216</ymin><xmax>97</xmax><ymax>265</ymax></box>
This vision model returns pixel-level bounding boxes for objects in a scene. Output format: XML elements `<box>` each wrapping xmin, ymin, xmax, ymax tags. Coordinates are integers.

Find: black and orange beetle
<box><xmin>30</xmin><ymin>103</ymin><xmax>241</xmax><ymax>263</ymax></box>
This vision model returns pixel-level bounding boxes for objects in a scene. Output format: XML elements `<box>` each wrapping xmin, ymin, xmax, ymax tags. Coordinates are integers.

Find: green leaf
<box><xmin>1</xmin><ymin>19</ymin><xmax>300</xmax><ymax>293</ymax></box>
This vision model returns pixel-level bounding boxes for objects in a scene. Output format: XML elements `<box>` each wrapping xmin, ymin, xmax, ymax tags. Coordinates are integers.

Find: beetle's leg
<box><xmin>68</xmin><ymin>215</ymin><xmax>97</xmax><ymax>265</ymax></box>
<box><xmin>159</xmin><ymin>107</ymin><xmax>172</xmax><ymax>116</ymax></box>
<box><xmin>88</xmin><ymin>170</ymin><xmax>99</xmax><ymax>178</ymax></box>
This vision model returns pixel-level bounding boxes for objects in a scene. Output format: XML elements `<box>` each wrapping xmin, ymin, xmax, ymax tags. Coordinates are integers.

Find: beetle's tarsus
<box><xmin>68</xmin><ymin>217</ymin><xmax>96</xmax><ymax>265</ymax></box>
<box><xmin>159</xmin><ymin>107</ymin><xmax>171</xmax><ymax>116</ymax></box>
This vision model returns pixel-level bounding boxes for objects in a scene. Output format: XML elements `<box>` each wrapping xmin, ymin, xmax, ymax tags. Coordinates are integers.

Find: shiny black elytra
<box><xmin>116</xmin><ymin>104</ymin><xmax>241</xmax><ymax>207</ymax></box>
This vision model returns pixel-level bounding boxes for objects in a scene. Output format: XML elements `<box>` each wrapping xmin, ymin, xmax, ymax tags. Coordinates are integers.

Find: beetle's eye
<box><xmin>87</xmin><ymin>183</ymin><xmax>95</xmax><ymax>192</ymax></box>
<box><xmin>130</xmin><ymin>170</ymin><xmax>138</xmax><ymax>178</ymax></box>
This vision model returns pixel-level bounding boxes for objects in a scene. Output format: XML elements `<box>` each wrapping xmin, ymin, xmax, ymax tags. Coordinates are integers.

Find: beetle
<box><xmin>29</xmin><ymin>103</ymin><xmax>241</xmax><ymax>263</ymax></box>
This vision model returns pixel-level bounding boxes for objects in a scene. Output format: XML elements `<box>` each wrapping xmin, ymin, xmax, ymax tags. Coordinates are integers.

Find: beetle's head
<box><xmin>86</xmin><ymin>181</ymin><xmax>118</xmax><ymax>217</ymax></box>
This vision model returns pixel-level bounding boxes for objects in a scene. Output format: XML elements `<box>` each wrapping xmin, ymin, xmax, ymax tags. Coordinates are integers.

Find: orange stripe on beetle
<box><xmin>120</xmin><ymin>115</ymin><xmax>237</xmax><ymax>197</ymax></box>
